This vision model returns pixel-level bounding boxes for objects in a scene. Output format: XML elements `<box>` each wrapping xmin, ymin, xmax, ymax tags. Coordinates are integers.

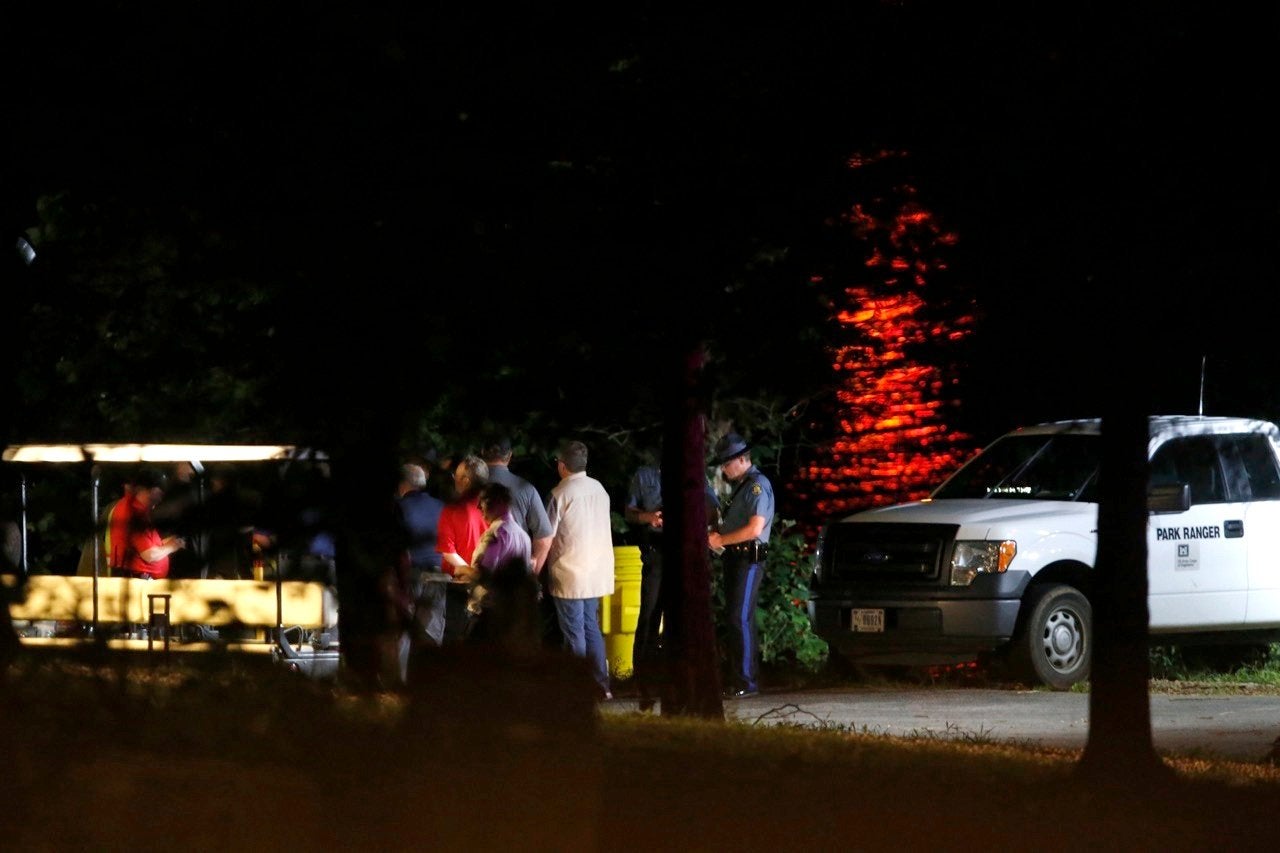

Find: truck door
<box><xmin>1146</xmin><ymin>435</ymin><xmax>1247</xmax><ymax>629</ymax></box>
<box><xmin>1217</xmin><ymin>433</ymin><xmax>1280</xmax><ymax>624</ymax></box>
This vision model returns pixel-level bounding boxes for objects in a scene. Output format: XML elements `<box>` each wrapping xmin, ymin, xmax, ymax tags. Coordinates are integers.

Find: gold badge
<box><xmin>751</xmin><ymin>484</ymin><xmax>762</xmax><ymax>496</ymax></box>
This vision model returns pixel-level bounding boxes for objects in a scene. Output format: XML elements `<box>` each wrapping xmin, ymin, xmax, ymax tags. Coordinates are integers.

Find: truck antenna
<box><xmin>1198</xmin><ymin>355</ymin><xmax>1206</xmax><ymax>417</ymax></box>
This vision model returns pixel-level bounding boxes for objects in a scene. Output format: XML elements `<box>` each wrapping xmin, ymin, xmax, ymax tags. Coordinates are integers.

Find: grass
<box><xmin>4</xmin><ymin>646</ymin><xmax>1280</xmax><ymax>851</ymax></box>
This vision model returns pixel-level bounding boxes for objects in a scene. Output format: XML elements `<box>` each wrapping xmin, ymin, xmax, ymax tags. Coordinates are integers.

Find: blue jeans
<box><xmin>552</xmin><ymin>596</ymin><xmax>610</xmax><ymax>694</ymax></box>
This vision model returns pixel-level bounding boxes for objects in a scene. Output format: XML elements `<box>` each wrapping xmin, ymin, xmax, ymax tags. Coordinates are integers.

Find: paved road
<box><xmin>606</xmin><ymin>688</ymin><xmax>1280</xmax><ymax>762</ymax></box>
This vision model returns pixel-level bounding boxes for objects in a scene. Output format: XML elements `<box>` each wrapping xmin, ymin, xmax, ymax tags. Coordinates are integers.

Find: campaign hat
<box><xmin>712</xmin><ymin>433</ymin><xmax>752</xmax><ymax>465</ymax></box>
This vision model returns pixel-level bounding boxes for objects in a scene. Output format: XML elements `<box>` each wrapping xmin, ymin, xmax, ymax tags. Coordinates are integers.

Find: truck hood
<box><xmin>841</xmin><ymin>498</ymin><xmax>1096</xmax><ymax>529</ymax></box>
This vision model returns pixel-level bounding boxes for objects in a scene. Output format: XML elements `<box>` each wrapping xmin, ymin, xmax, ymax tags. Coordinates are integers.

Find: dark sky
<box><xmin>879</xmin><ymin>7</ymin><xmax>1278</xmax><ymax>440</ymax></box>
<box><xmin>5</xmin><ymin>4</ymin><xmax>1277</xmax><ymax>444</ymax></box>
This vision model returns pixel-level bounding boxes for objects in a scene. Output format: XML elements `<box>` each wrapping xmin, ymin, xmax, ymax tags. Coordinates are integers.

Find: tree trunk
<box><xmin>0</xmin><ymin>587</ymin><xmax>19</xmax><ymax>673</ymax></box>
<box><xmin>333</xmin><ymin>441</ymin><xmax>403</xmax><ymax>692</ymax></box>
<box><xmin>1</xmin><ymin>513</ymin><xmax>24</xmax><ymax>672</ymax></box>
<box><xmin>1076</xmin><ymin>378</ymin><xmax>1173</xmax><ymax>783</ymax></box>
<box><xmin>659</xmin><ymin>342</ymin><xmax>723</xmax><ymax>718</ymax></box>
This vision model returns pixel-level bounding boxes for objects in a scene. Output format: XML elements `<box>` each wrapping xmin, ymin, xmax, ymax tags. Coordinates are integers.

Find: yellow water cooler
<box><xmin>600</xmin><ymin>545</ymin><xmax>643</xmax><ymax>679</ymax></box>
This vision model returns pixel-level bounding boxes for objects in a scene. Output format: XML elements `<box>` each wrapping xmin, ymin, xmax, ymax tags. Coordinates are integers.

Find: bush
<box><xmin>1151</xmin><ymin>642</ymin><xmax>1279</xmax><ymax>681</ymax></box>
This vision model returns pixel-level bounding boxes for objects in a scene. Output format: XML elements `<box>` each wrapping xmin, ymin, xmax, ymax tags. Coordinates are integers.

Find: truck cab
<box><xmin>808</xmin><ymin>415</ymin><xmax>1280</xmax><ymax>688</ymax></box>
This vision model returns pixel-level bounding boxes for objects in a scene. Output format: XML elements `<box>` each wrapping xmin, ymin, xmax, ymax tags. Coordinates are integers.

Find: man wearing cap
<box><xmin>708</xmin><ymin>432</ymin><xmax>775</xmax><ymax>699</ymax></box>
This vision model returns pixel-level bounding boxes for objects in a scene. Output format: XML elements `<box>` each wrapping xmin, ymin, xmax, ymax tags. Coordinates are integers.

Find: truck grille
<box><xmin>817</xmin><ymin>522</ymin><xmax>957</xmax><ymax>584</ymax></box>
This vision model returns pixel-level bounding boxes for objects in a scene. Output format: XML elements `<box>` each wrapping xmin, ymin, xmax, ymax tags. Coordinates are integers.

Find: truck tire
<box><xmin>1015</xmin><ymin>584</ymin><xmax>1091</xmax><ymax>690</ymax></box>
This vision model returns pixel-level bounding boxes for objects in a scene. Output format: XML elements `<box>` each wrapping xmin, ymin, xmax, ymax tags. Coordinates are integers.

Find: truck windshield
<box><xmin>932</xmin><ymin>434</ymin><xmax>1100</xmax><ymax>501</ymax></box>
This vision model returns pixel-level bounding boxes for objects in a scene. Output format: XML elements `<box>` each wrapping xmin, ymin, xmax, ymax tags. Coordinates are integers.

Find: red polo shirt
<box><xmin>114</xmin><ymin>493</ymin><xmax>169</xmax><ymax>579</ymax></box>
<box><xmin>435</xmin><ymin>494</ymin><xmax>485</xmax><ymax>575</ymax></box>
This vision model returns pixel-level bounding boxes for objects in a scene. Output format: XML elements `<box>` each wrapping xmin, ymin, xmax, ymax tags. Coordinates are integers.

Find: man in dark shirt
<box><xmin>396</xmin><ymin>461</ymin><xmax>446</xmax><ymax>682</ymax></box>
<box><xmin>625</xmin><ymin>445</ymin><xmax>720</xmax><ymax>711</ymax></box>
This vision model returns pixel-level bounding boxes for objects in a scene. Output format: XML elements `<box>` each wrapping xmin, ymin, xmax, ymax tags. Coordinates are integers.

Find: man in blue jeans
<box><xmin>544</xmin><ymin>439</ymin><xmax>615</xmax><ymax>700</ymax></box>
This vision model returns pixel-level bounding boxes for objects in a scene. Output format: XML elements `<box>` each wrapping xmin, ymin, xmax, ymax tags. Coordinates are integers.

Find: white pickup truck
<box><xmin>808</xmin><ymin>415</ymin><xmax>1280</xmax><ymax>688</ymax></box>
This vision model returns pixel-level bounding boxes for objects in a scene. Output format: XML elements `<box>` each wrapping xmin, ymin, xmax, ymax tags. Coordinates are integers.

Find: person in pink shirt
<box><xmin>455</xmin><ymin>482</ymin><xmax>537</xmax><ymax>649</ymax></box>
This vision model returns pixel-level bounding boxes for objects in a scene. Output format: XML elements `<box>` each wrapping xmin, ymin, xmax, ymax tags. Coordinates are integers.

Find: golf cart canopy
<box><xmin>2</xmin><ymin>444</ymin><xmax>323</xmax><ymax>464</ymax></box>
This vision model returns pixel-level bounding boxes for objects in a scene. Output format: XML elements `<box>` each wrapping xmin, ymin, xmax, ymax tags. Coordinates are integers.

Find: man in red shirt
<box><xmin>106</xmin><ymin>477</ymin><xmax>135</xmax><ymax>575</ymax></box>
<box><xmin>113</xmin><ymin>467</ymin><xmax>186</xmax><ymax>580</ymax></box>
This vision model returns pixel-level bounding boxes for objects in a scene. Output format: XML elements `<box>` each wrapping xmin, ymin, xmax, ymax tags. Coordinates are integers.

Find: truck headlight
<box><xmin>950</xmin><ymin>540</ymin><xmax>1017</xmax><ymax>587</ymax></box>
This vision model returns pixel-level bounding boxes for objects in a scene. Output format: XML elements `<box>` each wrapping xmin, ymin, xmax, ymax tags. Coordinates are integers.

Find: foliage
<box><xmin>1061</xmin><ymin>644</ymin><xmax>1280</xmax><ymax>692</ymax></box>
<box><xmin>9</xmin><ymin>193</ymin><xmax>285</xmax><ymax>444</ymax></box>
<box><xmin>711</xmin><ymin>517</ymin><xmax>828</xmax><ymax>674</ymax></box>
<box><xmin>3</xmin><ymin>465</ymin><xmax>101</xmax><ymax>575</ymax></box>
<box><xmin>1148</xmin><ymin>644</ymin><xmax>1185</xmax><ymax>679</ymax></box>
<box><xmin>756</xmin><ymin>518</ymin><xmax>829</xmax><ymax>671</ymax></box>
<box><xmin>1149</xmin><ymin>643</ymin><xmax>1280</xmax><ymax>684</ymax></box>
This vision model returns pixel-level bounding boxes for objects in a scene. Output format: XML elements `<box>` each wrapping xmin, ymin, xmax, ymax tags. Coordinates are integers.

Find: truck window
<box><xmin>1217</xmin><ymin>433</ymin><xmax>1280</xmax><ymax>501</ymax></box>
<box><xmin>1149</xmin><ymin>436</ymin><xmax>1226</xmax><ymax>505</ymax></box>
<box><xmin>932</xmin><ymin>434</ymin><xmax>1099</xmax><ymax>501</ymax></box>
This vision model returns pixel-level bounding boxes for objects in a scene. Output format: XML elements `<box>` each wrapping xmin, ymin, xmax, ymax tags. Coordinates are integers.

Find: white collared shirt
<box><xmin>545</xmin><ymin>471</ymin><xmax>615</xmax><ymax>599</ymax></box>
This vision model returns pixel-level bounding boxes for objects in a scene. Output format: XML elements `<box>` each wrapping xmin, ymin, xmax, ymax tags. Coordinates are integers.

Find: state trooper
<box><xmin>707</xmin><ymin>432</ymin><xmax>774</xmax><ymax>699</ymax></box>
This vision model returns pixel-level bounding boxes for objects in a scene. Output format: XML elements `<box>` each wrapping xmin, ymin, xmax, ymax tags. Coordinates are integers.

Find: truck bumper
<box><xmin>808</xmin><ymin>583</ymin><xmax>1025</xmax><ymax>666</ymax></box>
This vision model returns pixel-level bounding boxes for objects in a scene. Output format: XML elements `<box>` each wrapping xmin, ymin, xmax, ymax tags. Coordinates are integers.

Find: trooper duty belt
<box><xmin>722</xmin><ymin>541</ymin><xmax>769</xmax><ymax>561</ymax></box>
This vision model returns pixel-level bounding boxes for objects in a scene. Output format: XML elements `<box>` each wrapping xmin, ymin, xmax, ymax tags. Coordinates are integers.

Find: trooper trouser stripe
<box><xmin>726</xmin><ymin>556</ymin><xmax>764</xmax><ymax>690</ymax></box>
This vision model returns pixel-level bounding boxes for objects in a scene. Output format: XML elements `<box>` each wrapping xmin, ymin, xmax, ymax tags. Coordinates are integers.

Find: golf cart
<box><xmin>2</xmin><ymin>442</ymin><xmax>339</xmax><ymax>677</ymax></box>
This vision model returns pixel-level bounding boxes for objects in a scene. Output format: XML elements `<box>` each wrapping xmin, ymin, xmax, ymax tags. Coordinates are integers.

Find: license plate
<box><xmin>851</xmin><ymin>608</ymin><xmax>884</xmax><ymax>633</ymax></box>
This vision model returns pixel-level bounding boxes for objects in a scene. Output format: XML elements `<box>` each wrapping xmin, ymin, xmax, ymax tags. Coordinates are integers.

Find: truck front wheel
<box><xmin>1014</xmin><ymin>585</ymin><xmax>1091</xmax><ymax>690</ymax></box>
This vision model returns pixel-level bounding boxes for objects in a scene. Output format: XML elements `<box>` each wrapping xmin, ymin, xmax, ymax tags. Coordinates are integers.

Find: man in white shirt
<box><xmin>544</xmin><ymin>439</ymin><xmax>615</xmax><ymax>699</ymax></box>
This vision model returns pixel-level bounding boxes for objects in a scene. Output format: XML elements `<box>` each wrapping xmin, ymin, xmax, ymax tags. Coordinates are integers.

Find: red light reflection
<box><xmin>791</xmin><ymin>160</ymin><xmax>979</xmax><ymax>524</ymax></box>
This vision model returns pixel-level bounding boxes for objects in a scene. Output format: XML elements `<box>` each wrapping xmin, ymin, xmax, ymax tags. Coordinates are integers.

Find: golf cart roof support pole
<box><xmin>195</xmin><ymin>472</ymin><xmax>206</xmax><ymax>569</ymax></box>
<box><xmin>18</xmin><ymin>472</ymin><xmax>28</xmax><ymax>574</ymax></box>
<box><xmin>275</xmin><ymin>550</ymin><xmax>284</xmax><ymax>646</ymax></box>
<box><xmin>91</xmin><ymin>468</ymin><xmax>100</xmax><ymax>633</ymax></box>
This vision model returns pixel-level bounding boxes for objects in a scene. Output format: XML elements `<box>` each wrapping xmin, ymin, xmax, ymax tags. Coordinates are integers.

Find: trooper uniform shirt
<box><xmin>626</xmin><ymin>465</ymin><xmax>663</xmax><ymax>546</ymax></box>
<box><xmin>628</xmin><ymin>465</ymin><xmax>721</xmax><ymax>541</ymax></box>
<box><xmin>719</xmin><ymin>464</ymin><xmax>774</xmax><ymax>545</ymax></box>
<box><xmin>627</xmin><ymin>465</ymin><xmax>663</xmax><ymax>516</ymax></box>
